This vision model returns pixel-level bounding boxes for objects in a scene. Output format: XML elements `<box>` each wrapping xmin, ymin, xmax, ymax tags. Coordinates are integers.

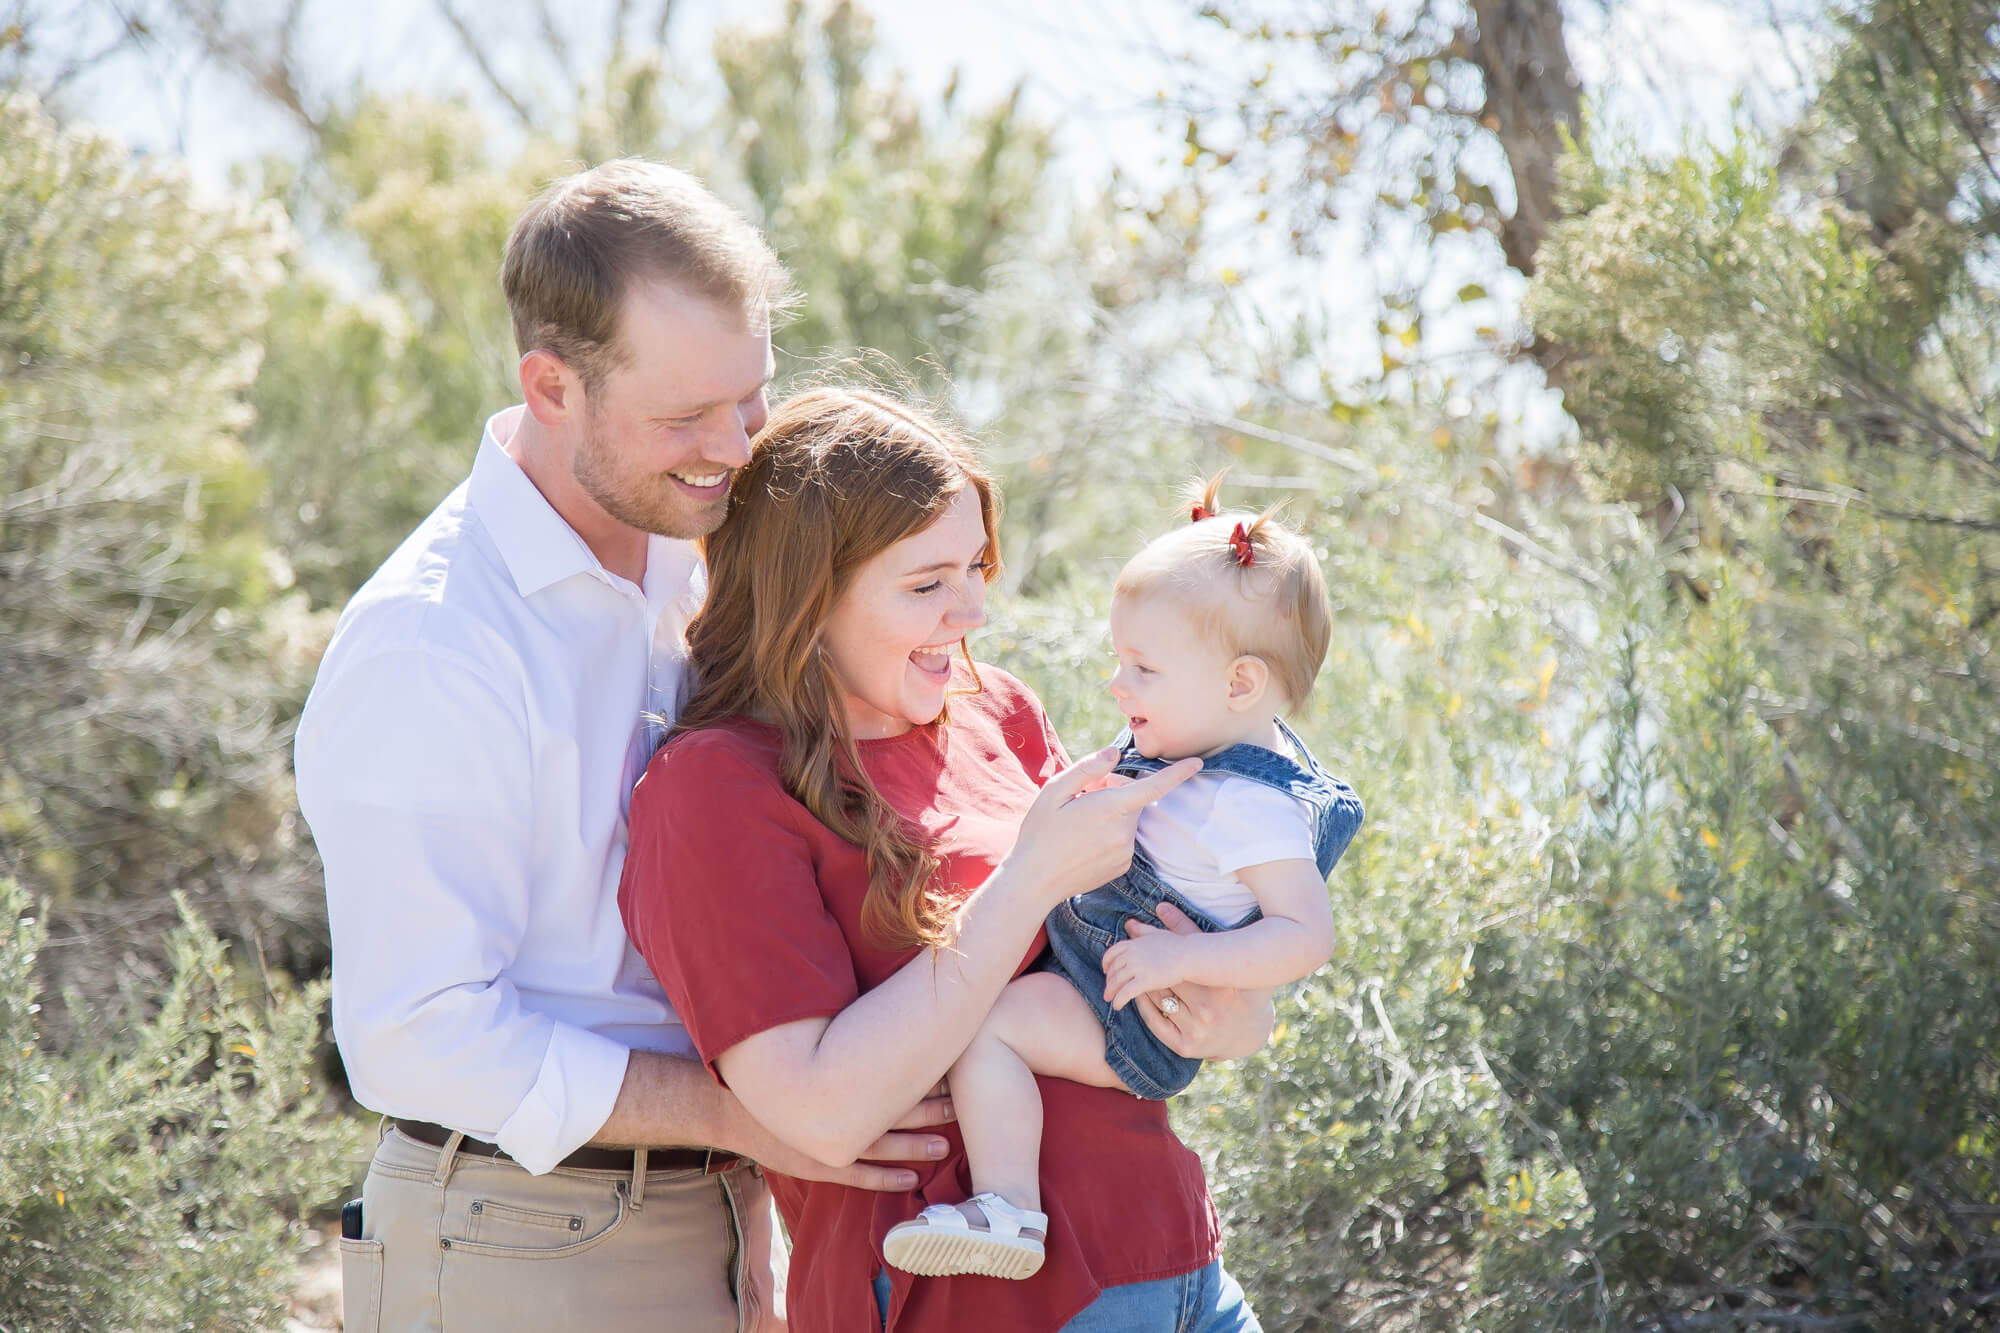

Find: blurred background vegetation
<box><xmin>1</xmin><ymin>0</ymin><xmax>1995</xmax><ymax>1328</ymax></box>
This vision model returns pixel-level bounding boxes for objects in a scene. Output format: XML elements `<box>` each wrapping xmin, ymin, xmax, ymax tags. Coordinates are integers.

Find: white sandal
<box><xmin>881</xmin><ymin>1192</ymin><xmax>1048</xmax><ymax>1280</ymax></box>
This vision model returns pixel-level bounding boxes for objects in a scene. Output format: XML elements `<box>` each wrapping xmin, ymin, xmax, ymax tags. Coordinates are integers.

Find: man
<box><xmin>296</xmin><ymin>159</ymin><xmax>1268</xmax><ymax>1332</ymax></box>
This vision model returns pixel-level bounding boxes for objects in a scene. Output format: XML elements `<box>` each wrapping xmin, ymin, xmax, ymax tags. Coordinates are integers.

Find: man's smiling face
<box><xmin>571</xmin><ymin>277</ymin><xmax>774</xmax><ymax>540</ymax></box>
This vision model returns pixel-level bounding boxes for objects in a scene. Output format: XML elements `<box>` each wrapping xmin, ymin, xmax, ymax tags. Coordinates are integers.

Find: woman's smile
<box><xmin>822</xmin><ymin>487</ymin><xmax>993</xmax><ymax>740</ymax></box>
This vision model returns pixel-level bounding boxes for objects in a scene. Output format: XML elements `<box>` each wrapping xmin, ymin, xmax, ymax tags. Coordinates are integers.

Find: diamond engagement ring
<box><xmin>1159</xmin><ymin>994</ymin><xmax>1181</xmax><ymax>1015</ymax></box>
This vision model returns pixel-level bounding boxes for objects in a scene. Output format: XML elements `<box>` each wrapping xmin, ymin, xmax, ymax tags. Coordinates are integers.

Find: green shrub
<box><xmin>0</xmin><ymin>878</ymin><xmax>362</xmax><ymax>1333</ymax></box>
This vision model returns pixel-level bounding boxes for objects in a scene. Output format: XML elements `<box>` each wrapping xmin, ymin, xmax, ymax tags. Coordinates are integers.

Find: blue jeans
<box><xmin>872</xmin><ymin>1262</ymin><xmax>1262</xmax><ymax>1332</ymax></box>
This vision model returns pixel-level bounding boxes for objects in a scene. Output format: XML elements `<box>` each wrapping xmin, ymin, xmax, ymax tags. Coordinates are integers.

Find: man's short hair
<box><xmin>502</xmin><ymin>159</ymin><xmax>797</xmax><ymax>392</ymax></box>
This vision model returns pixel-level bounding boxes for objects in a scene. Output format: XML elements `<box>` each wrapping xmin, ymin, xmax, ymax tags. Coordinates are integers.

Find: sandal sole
<box><xmin>882</xmin><ymin>1225</ymin><xmax>1046</xmax><ymax>1279</ymax></box>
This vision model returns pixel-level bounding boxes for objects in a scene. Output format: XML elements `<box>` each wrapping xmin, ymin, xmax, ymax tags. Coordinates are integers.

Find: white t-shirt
<box><xmin>1135</xmin><ymin>770</ymin><xmax>1318</xmax><ymax>927</ymax></box>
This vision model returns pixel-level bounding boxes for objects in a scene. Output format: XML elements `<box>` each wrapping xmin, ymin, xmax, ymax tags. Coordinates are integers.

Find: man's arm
<box><xmin>595</xmin><ymin>1051</ymin><xmax>953</xmax><ymax>1191</ymax></box>
<box><xmin>299</xmin><ymin>643</ymin><xmax>631</xmax><ymax>1174</ymax></box>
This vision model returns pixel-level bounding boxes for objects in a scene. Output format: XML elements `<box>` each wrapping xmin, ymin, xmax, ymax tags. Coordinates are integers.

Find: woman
<box><xmin>618</xmin><ymin>387</ymin><xmax>1268</xmax><ymax>1331</ymax></box>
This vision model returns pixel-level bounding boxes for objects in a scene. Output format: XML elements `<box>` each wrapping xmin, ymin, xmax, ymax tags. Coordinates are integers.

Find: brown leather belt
<box><xmin>394</xmin><ymin>1119</ymin><xmax>740</xmax><ymax>1175</ymax></box>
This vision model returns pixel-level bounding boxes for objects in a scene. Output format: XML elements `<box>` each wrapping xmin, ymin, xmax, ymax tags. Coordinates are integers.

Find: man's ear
<box><xmin>1225</xmin><ymin>655</ymin><xmax>1270</xmax><ymax>712</ymax></box>
<box><xmin>520</xmin><ymin>349</ymin><xmax>581</xmax><ymax>426</ymax></box>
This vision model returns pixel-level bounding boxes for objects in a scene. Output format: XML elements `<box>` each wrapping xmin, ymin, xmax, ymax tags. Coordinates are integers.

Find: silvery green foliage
<box><xmin>0</xmin><ymin>97</ymin><xmax>331</xmax><ymax>1010</ymax></box>
<box><xmin>0</xmin><ymin>877</ymin><xmax>362</xmax><ymax>1332</ymax></box>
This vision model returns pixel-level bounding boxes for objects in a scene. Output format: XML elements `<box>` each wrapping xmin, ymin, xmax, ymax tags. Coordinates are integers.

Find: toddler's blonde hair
<box><xmin>1113</xmin><ymin>473</ymin><xmax>1332</xmax><ymax>711</ymax></box>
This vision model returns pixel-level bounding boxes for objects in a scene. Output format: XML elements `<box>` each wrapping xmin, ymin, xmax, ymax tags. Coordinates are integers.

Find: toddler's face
<box><xmin>1107</xmin><ymin>593</ymin><xmax>1246</xmax><ymax>759</ymax></box>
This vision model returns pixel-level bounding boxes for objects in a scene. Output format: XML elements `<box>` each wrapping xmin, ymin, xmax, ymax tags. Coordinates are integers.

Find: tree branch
<box><xmin>431</xmin><ymin>0</ymin><xmax>535</xmax><ymax>129</ymax></box>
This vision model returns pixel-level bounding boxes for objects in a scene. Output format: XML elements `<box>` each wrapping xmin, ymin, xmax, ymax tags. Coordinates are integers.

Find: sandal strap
<box><xmin>911</xmin><ymin>1202</ymin><xmax>974</xmax><ymax>1232</ymax></box>
<box><xmin>964</xmin><ymin>1192</ymin><xmax>1049</xmax><ymax>1240</ymax></box>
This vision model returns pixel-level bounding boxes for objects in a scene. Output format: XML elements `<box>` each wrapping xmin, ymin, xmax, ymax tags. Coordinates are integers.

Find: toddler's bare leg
<box><xmin>949</xmin><ymin>972</ymin><xmax>1122</xmax><ymax>1213</ymax></box>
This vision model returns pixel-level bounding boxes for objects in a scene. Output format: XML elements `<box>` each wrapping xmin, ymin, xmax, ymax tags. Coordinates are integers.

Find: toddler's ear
<box><xmin>1224</xmin><ymin>655</ymin><xmax>1270</xmax><ymax>711</ymax></box>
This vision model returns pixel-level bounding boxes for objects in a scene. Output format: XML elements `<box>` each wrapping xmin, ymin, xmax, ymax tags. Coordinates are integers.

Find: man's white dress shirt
<box><xmin>296</xmin><ymin>406</ymin><xmax>703</xmax><ymax>1174</ymax></box>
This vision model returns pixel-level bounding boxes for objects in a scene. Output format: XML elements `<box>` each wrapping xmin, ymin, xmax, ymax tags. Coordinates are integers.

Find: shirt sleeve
<box><xmin>295</xmin><ymin>644</ymin><xmax>630</xmax><ymax>1174</ymax></box>
<box><xmin>619</xmin><ymin>734</ymin><xmax>859</xmax><ymax>1081</ymax></box>
<box><xmin>1198</xmin><ymin>779</ymin><xmax>1319</xmax><ymax>875</ymax></box>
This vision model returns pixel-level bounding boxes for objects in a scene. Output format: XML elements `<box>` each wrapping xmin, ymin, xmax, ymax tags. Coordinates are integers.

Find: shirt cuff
<box><xmin>492</xmin><ymin>1026</ymin><xmax>633</xmax><ymax>1174</ymax></box>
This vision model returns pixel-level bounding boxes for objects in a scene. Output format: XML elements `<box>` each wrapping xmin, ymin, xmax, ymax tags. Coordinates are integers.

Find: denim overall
<box><xmin>1037</xmin><ymin>719</ymin><xmax>1364</xmax><ymax>1100</ymax></box>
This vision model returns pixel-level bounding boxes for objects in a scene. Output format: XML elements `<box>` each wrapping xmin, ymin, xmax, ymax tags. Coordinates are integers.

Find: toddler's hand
<box><xmin>1103</xmin><ymin>931</ymin><xmax>1189</xmax><ymax>1012</ymax></box>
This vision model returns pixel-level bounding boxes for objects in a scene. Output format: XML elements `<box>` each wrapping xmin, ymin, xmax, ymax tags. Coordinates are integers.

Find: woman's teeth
<box><xmin>911</xmin><ymin>647</ymin><xmax>952</xmax><ymax>674</ymax></box>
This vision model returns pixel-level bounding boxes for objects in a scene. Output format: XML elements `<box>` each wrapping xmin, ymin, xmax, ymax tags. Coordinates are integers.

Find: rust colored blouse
<box><xmin>619</xmin><ymin>665</ymin><xmax>1219</xmax><ymax>1332</ymax></box>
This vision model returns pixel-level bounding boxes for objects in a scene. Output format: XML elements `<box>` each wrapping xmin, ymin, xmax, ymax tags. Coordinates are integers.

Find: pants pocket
<box><xmin>442</xmin><ymin>1179</ymin><xmax>629</xmax><ymax>1259</ymax></box>
<box><xmin>337</xmin><ymin>1237</ymin><xmax>385</xmax><ymax>1333</ymax></box>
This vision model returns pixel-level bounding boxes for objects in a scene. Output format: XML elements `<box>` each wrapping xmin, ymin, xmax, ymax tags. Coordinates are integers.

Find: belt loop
<box><xmin>375</xmin><ymin>1114</ymin><xmax>393</xmax><ymax>1145</ymax></box>
<box><xmin>431</xmin><ymin>1130</ymin><xmax>466</xmax><ymax>1188</ymax></box>
<box><xmin>629</xmin><ymin>1148</ymin><xmax>648</xmax><ymax>1210</ymax></box>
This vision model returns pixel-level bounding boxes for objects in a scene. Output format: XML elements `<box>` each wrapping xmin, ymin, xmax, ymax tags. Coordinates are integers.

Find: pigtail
<box><xmin>1184</xmin><ymin>469</ymin><xmax>1229</xmax><ymax>524</ymax></box>
<box><xmin>1185</xmin><ymin>468</ymin><xmax>1288</xmax><ymax>564</ymax></box>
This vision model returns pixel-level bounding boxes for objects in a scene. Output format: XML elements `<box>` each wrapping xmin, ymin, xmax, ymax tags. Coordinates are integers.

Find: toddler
<box><xmin>882</xmin><ymin>478</ymin><xmax>1365</xmax><ymax>1281</ymax></box>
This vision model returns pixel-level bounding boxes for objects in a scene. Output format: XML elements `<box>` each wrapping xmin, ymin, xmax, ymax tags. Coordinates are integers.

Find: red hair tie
<box><xmin>1191</xmin><ymin>503</ymin><xmax>1215</xmax><ymax>522</ymax></box>
<box><xmin>1228</xmin><ymin>522</ymin><xmax>1255</xmax><ymax>566</ymax></box>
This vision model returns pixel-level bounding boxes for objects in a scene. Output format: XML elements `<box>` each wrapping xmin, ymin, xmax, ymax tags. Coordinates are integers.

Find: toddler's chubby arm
<box><xmin>1102</xmin><ymin>858</ymin><xmax>1335</xmax><ymax>1011</ymax></box>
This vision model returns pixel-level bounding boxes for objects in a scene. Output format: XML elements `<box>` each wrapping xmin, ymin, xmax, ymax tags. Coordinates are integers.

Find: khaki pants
<box><xmin>339</xmin><ymin>1125</ymin><xmax>788</xmax><ymax>1332</ymax></box>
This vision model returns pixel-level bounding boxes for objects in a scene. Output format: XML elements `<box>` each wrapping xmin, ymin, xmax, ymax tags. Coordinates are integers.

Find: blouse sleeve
<box><xmin>618</xmin><ymin>732</ymin><xmax>858</xmax><ymax>1081</ymax></box>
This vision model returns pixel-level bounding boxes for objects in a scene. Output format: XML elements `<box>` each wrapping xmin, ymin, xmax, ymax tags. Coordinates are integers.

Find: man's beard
<box><xmin>572</xmin><ymin>412</ymin><xmax>731</xmax><ymax>541</ymax></box>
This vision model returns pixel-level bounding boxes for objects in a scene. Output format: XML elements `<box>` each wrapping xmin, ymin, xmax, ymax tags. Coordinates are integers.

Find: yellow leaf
<box><xmin>229</xmin><ymin>1043</ymin><xmax>257</xmax><ymax>1057</ymax></box>
<box><xmin>1270</xmin><ymin>1022</ymin><xmax>1289</xmax><ymax>1043</ymax></box>
<box><xmin>1729</xmin><ymin>850</ymin><xmax>1752</xmax><ymax>873</ymax></box>
<box><xmin>56</xmin><ymin>1190</ymin><xmax>65</xmax><ymax>1207</ymax></box>
<box><xmin>1445</xmin><ymin>692</ymin><xmax>1463</xmax><ymax>718</ymax></box>
<box><xmin>1700</xmin><ymin>828</ymin><xmax>1719</xmax><ymax>851</ymax></box>
<box><xmin>1537</xmin><ymin>656</ymin><xmax>1557</xmax><ymax>701</ymax></box>
<box><xmin>1220</xmin><ymin>266</ymin><xmax>1241</xmax><ymax>286</ymax></box>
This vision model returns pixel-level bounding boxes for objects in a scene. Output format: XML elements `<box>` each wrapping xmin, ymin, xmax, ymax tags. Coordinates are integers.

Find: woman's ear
<box><xmin>1225</xmin><ymin>655</ymin><xmax>1270</xmax><ymax>711</ymax></box>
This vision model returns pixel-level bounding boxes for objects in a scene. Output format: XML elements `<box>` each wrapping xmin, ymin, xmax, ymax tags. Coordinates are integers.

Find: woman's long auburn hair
<box><xmin>671</xmin><ymin>387</ymin><xmax>1001</xmax><ymax>951</ymax></box>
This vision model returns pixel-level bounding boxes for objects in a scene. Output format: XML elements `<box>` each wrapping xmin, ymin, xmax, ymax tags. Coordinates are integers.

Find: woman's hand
<box><xmin>1129</xmin><ymin>904</ymin><xmax>1278</xmax><ymax>1060</ymax></box>
<box><xmin>1008</xmin><ymin>747</ymin><xmax>1202</xmax><ymax>906</ymax></box>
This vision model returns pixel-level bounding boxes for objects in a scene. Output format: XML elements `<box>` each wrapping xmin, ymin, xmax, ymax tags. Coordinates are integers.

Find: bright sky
<box><xmin>51</xmin><ymin>0</ymin><xmax>1824</xmax><ymax>445</ymax></box>
<box><xmin>63</xmin><ymin>0</ymin><xmax>1817</xmax><ymax>196</ymax></box>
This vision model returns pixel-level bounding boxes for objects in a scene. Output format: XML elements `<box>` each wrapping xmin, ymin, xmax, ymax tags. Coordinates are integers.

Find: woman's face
<box><xmin>823</xmin><ymin>486</ymin><xmax>992</xmax><ymax>740</ymax></box>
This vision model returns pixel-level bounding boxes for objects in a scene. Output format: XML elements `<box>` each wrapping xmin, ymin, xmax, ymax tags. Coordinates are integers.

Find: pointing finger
<box><xmin>1102</xmin><ymin>756</ymin><xmax>1203</xmax><ymax>811</ymax></box>
<box><xmin>1038</xmin><ymin>746</ymin><xmax>1124</xmax><ymax>804</ymax></box>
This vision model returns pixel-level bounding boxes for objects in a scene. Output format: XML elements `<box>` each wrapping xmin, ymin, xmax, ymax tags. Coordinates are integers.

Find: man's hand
<box><xmin>719</xmin><ymin>1084</ymin><xmax>955</xmax><ymax>1192</ymax></box>
<box><xmin>1128</xmin><ymin>903</ymin><xmax>1277</xmax><ymax>1059</ymax></box>
<box><xmin>1103</xmin><ymin>930</ymin><xmax>1190</xmax><ymax>1011</ymax></box>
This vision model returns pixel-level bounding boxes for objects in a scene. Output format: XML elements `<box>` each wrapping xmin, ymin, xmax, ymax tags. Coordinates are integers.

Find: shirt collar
<box><xmin>467</xmin><ymin>406</ymin><xmax>610</xmax><ymax>598</ymax></box>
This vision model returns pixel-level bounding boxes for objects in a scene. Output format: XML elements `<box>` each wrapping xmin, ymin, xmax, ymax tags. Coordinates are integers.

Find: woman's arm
<box><xmin>714</xmin><ymin>750</ymin><xmax>1202</xmax><ymax>1168</ymax></box>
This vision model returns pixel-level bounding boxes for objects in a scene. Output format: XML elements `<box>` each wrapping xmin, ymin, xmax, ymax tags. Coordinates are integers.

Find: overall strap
<box><xmin>1111</xmin><ymin>725</ymin><xmax>1363</xmax><ymax>879</ymax></box>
